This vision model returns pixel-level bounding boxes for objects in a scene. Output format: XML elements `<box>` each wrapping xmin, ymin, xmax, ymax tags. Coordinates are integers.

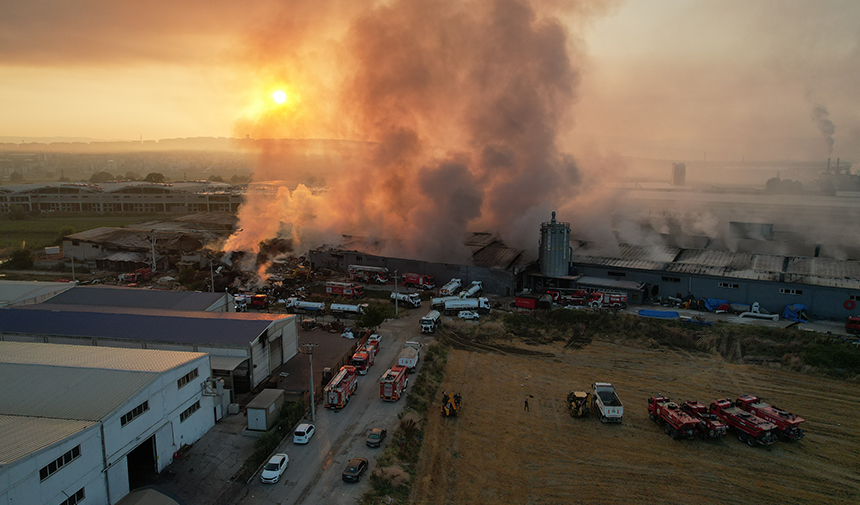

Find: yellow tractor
<box><xmin>567</xmin><ymin>391</ymin><xmax>590</xmax><ymax>417</ymax></box>
<box><xmin>441</xmin><ymin>392</ymin><xmax>462</xmax><ymax>417</ymax></box>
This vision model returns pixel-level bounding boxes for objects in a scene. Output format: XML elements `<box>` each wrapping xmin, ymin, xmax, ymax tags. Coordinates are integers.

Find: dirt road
<box><xmin>413</xmin><ymin>339</ymin><xmax>859</xmax><ymax>505</ymax></box>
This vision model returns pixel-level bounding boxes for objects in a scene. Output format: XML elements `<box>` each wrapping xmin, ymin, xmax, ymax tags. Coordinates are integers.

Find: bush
<box><xmin>4</xmin><ymin>249</ymin><xmax>33</xmax><ymax>269</ymax></box>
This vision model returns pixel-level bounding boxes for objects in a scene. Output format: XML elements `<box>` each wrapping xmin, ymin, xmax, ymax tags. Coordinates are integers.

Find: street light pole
<box><xmin>302</xmin><ymin>342</ymin><xmax>319</xmax><ymax>423</ymax></box>
<box><xmin>394</xmin><ymin>270</ymin><xmax>399</xmax><ymax>317</ymax></box>
<box><xmin>209</xmin><ymin>258</ymin><xmax>214</xmax><ymax>292</ymax></box>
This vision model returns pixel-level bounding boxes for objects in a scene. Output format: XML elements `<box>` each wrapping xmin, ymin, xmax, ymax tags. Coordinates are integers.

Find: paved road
<box><xmin>239</xmin><ymin>309</ymin><xmax>430</xmax><ymax>505</ymax></box>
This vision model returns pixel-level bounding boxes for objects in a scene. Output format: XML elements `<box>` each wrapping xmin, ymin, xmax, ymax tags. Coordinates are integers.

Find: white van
<box><xmin>293</xmin><ymin>423</ymin><xmax>315</xmax><ymax>444</ymax></box>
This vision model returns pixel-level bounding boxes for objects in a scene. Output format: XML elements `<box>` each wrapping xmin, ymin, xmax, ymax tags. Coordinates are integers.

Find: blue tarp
<box><xmin>782</xmin><ymin>304</ymin><xmax>810</xmax><ymax>322</ymax></box>
<box><xmin>703</xmin><ymin>298</ymin><xmax>730</xmax><ymax>312</ymax></box>
<box><xmin>638</xmin><ymin>309</ymin><xmax>680</xmax><ymax>319</ymax></box>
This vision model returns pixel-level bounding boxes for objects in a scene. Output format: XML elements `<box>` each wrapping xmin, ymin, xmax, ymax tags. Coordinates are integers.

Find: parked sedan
<box><xmin>342</xmin><ymin>457</ymin><xmax>369</xmax><ymax>482</ymax></box>
<box><xmin>366</xmin><ymin>428</ymin><xmax>387</xmax><ymax>448</ymax></box>
<box><xmin>458</xmin><ymin>310</ymin><xmax>480</xmax><ymax>320</ymax></box>
<box><xmin>260</xmin><ymin>453</ymin><xmax>289</xmax><ymax>484</ymax></box>
<box><xmin>294</xmin><ymin>423</ymin><xmax>315</xmax><ymax>444</ymax></box>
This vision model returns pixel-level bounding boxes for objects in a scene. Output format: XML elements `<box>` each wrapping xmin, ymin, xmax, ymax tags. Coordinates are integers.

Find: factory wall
<box><xmin>310</xmin><ymin>250</ymin><xmax>516</xmax><ymax>297</ymax></box>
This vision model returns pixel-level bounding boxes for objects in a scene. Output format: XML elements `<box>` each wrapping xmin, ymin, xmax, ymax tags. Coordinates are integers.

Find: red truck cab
<box><xmin>735</xmin><ymin>394</ymin><xmax>805</xmax><ymax>441</ymax></box>
<box><xmin>681</xmin><ymin>400</ymin><xmax>728</xmax><ymax>439</ymax></box>
<box><xmin>710</xmin><ymin>398</ymin><xmax>778</xmax><ymax>447</ymax></box>
<box><xmin>647</xmin><ymin>395</ymin><xmax>700</xmax><ymax>439</ymax></box>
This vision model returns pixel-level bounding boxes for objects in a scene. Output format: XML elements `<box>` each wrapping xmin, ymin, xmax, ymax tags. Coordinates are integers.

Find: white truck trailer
<box><xmin>439</xmin><ymin>278</ymin><xmax>462</xmax><ymax>296</ymax></box>
<box><xmin>443</xmin><ymin>297</ymin><xmax>491</xmax><ymax>315</ymax></box>
<box><xmin>459</xmin><ymin>280</ymin><xmax>483</xmax><ymax>298</ymax></box>
<box><xmin>592</xmin><ymin>382</ymin><xmax>624</xmax><ymax>423</ymax></box>
<box><xmin>398</xmin><ymin>341</ymin><xmax>421</xmax><ymax>371</ymax></box>
<box><xmin>390</xmin><ymin>292</ymin><xmax>422</xmax><ymax>308</ymax></box>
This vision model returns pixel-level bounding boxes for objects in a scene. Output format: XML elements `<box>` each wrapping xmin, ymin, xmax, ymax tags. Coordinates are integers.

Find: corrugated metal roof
<box><xmin>0</xmin><ymin>307</ymin><xmax>285</xmax><ymax>347</ymax></box>
<box><xmin>0</xmin><ymin>281</ymin><xmax>77</xmax><ymax>307</ymax></box>
<box><xmin>785</xmin><ymin>257</ymin><xmax>860</xmax><ymax>278</ymax></box>
<box><xmin>570</xmin><ymin>255</ymin><xmax>668</xmax><ymax>271</ymax></box>
<box><xmin>783</xmin><ymin>274</ymin><xmax>860</xmax><ymax>289</ymax></box>
<box><xmin>46</xmin><ymin>286</ymin><xmax>225</xmax><ymax>311</ymax></box>
<box><xmin>0</xmin><ymin>341</ymin><xmax>207</xmax><ymax>372</ymax></box>
<box><xmin>664</xmin><ymin>263</ymin><xmax>782</xmax><ymax>281</ymax></box>
<box><xmin>0</xmin><ymin>363</ymin><xmax>156</xmax><ymax>421</ymax></box>
<box><xmin>0</xmin><ymin>415</ymin><xmax>95</xmax><ymax>466</ymax></box>
<box><xmin>571</xmin><ymin>241</ymin><xmax>680</xmax><ymax>263</ymax></box>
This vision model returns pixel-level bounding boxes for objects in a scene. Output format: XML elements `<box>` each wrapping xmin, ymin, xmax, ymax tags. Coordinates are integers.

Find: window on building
<box><xmin>59</xmin><ymin>488</ymin><xmax>85</xmax><ymax>505</ymax></box>
<box><xmin>180</xmin><ymin>401</ymin><xmax>201</xmax><ymax>423</ymax></box>
<box><xmin>661</xmin><ymin>276</ymin><xmax>681</xmax><ymax>283</ymax></box>
<box><xmin>718</xmin><ymin>282</ymin><xmax>739</xmax><ymax>289</ymax></box>
<box><xmin>39</xmin><ymin>445</ymin><xmax>81</xmax><ymax>481</ymax></box>
<box><xmin>120</xmin><ymin>401</ymin><xmax>149</xmax><ymax>427</ymax></box>
<box><xmin>177</xmin><ymin>368</ymin><xmax>199</xmax><ymax>389</ymax></box>
<box><xmin>850</xmin><ymin>294</ymin><xmax>860</xmax><ymax>301</ymax></box>
<box><xmin>607</xmin><ymin>271</ymin><xmax>626</xmax><ymax>277</ymax></box>
<box><xmin>779</xmin><ymin>288</ymin><xmax>802</xmax><ymax>295</ymax></box>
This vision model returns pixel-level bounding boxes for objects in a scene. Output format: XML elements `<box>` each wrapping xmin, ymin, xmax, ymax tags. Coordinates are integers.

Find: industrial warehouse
<box><xmin>0</xmin><ymin>341</ymin><xmax>218</xmax><ymax>505</ymax></box>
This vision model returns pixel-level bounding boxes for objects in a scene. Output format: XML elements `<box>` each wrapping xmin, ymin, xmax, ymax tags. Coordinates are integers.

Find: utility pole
<box><xmin>394</xmin><ymin>270</ymin><xmax>399</xmax><ymax>317</ymax></box>
<box><xmin>302</xmin><ymin>342</ymin><xmax>319</xmax><ymax>423</ymax></box>
<box><xmin>71</xmin><ymin>256</ymin><xmax>75</xmax><ymax>282</ymax></box>
<box><xmin>209</xmin><ymin>257</ymin><xmax>214</xmax><ymax>292</ymax></box>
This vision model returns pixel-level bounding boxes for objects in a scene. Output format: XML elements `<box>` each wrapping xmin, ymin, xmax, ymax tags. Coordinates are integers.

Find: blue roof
<box><xmin>0</xmin><ymin>308</ymin><xmax>284</xmax><ymax>347</ymax></box>
<box><xmin>46</xmin><ymin>286</ymin><xmax>225</xmax><ymax>311</ymax></box>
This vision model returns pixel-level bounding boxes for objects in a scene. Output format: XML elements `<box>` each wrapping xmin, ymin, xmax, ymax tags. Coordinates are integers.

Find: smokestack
<box><xmin>827</xmin><ymin>158</ymin><xmax>831</xmax><ymax>173</ymax></box>
<box><xmin>836</xmin><ymin>158</ymin><xmax>841</xmax><ymax>173</ymax></box>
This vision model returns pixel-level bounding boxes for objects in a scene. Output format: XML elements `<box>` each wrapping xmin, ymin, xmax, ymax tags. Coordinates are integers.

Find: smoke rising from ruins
<box><xmin>224</xmin><ymin>0</ymin><xmax>614</xmax><ymax>270</ymax></box>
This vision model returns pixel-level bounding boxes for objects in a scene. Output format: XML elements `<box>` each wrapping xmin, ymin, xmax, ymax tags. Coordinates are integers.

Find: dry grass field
<box><xmin>411</xmin><ymin>338</ymin><xmax>859</xmax><ymax>505</ymax></box>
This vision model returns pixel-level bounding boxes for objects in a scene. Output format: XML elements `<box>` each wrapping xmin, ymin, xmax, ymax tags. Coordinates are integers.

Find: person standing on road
<box><xmin>524</xmin><ymin>398</ymin><xmax>529</xmax><ymax>412</ymax></box>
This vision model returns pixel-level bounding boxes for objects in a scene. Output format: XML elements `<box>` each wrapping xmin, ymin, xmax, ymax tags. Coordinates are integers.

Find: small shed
<box><xmin>246</xmin><ymin>388</ymin><xmax>284</xmax><ymax>431</ymax></box>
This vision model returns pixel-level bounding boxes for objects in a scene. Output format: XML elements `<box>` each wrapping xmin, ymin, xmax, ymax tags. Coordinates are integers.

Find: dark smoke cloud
<box><xmin>811</xmin><ymin>105</ymin><xmax>836</xmax><ymax>154</ymax></box>
<box><xmin>226</xmin><ymin>0</ymin><xmax>614</xmax><ymax>268</ymax></box>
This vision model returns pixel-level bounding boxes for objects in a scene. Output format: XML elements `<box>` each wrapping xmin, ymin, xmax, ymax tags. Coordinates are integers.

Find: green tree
<box><xmin>6</xmin><ymin>249</ymin><xmax>33</xmax><ymax>269</ymax></box>
<box><xmin>356</xmin><ymin>304</ymin><xmax>387</xmax><ymax>330</ymax></box>
<box><xmin>9</xmin><ymin>172</ymin><xmax>24</xmax><ymax>183</ymax></box>
<box><xmin>144</xmin><ymin>172</ymin><xmax>165</xmax><ymax>183</ymax></box>
<box><xmin>208</xmin><ymin>175</ymin><xmax>224</xmax><ymax>182</ymax></box>
<box><xmin>230</xmin><ymin>174</ymin><xmax>251</xmax><ymax>184</ymax></box>
<box><xmin>125</xmin><ymin>171</ymin><xmax>142</xmax><ymax>181</ymax></box>
<box><xmin>9</xmin><ymin>205</ymin><xmax>27</xmax><ymax>221</ymax></box>
<box><xmin>89</xmin><ymin>171</ymin><xmax>114</xmax><ymax>183</ymax></box>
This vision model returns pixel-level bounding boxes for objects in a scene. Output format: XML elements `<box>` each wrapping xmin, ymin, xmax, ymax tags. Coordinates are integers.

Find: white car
<box><xmin>458</xmin><ymin>310</ymin><xmax>480</xmax><ymax>320</ymax></box>
<box><xmin>260</xmin><ymin>453</ymin><xmax>289</xmax><ymax>484</ymax></box>
<box><xmin>294</xmin><ymin>423</ymin><xmax>316</xmax><ymax>444</ymax></box>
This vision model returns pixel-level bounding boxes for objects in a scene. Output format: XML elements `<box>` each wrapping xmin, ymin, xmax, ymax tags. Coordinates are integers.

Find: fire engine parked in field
<box><xmin>709</xmin><ymin>398</ymin><xmax>778</xmax><ymax>447</ymax></box>
<box><xmin>647</xmin><ymin>395</ymin><xmax>700</xmax><ymax>439</ymax></box>
<box><xmin>348</xmin><ymin>265</ymin><xmax>389</xmax><ymax>284</ymax></box>
<box><xmin>402</xmin><ymin>272</ymin><xmax>435</xmax><ymax>290</ymax></box>
<box><xmin>326</xmin><ymin>281</ymin><xmax>364</xmax><ymax>298</ymax></box>
<box><xmin>379</xmin><ymin>365</ymin><xmax>408</xmax><ymax>401</ymax></box>
<box><xmin>324</xmin><ymin>366</ymin><xmax>359</xmax><ymax>409</ymax></box>
<box><xmin>735</xmin><ymin>394</ymin><xmax>805</xmax><ymax>441</ymax></box>
<box><xmin>680</xmin><ymin>400</ymin><xmax>728</xmax><ymax>439</ymax></box>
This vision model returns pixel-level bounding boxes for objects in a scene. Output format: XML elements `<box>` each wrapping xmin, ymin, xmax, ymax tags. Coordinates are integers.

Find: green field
<box><xmin>0</xmin><ymin>214</ymin><xmax>164</xmax><ymax>254</ymax></box>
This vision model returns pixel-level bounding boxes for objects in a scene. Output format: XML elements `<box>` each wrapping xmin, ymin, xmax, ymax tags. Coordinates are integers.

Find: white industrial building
<box><xmin>0</xmin><ymin>341</ymin><xmax>218</xmax><ymax>505</ymax></box>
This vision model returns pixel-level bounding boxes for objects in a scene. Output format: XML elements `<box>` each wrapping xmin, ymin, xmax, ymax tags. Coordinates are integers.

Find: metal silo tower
<box><xmin>539</xmin><ymin>211</ymin><xmax>570</xmax><ymax>277</ymax></box>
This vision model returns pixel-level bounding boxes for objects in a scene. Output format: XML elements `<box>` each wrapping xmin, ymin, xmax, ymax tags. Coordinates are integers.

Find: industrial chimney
<box><xmin>539</xmin><ymin>211</ymin><xmax>571</xmax><ymax>278</ymax></box>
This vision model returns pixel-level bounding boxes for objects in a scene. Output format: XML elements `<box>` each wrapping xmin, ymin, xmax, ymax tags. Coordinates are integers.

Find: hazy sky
<box><xmin>1</xmin><ymin>0</ymin><xmax>858</xmax><ymax>161</ymax></box>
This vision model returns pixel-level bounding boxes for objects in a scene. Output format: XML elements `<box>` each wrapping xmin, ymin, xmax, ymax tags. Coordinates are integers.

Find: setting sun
<box><xmin>272</xmin><ymin>90</ymin><xmax>287</xmax><ymax>104</ymax></box>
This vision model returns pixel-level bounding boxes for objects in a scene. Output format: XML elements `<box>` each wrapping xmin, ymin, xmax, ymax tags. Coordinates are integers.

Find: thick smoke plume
<box><xmin>810</xmin><ymin>105</ymin><xmax>836</xmax><ymax>154</ymax></box>
<box><xmin>225</xmin><ymin>0</ymin><xmax>613</xmax><ymax>272</ymax></box>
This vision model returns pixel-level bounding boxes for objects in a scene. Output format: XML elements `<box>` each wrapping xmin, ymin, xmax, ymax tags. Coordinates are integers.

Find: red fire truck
<box><xmin>647</xmin><ymin>395</ymin><xmax>701</xmax><ymax>439</ymax></box>
<box><xmin>324</xmin><ymin>365</ymin><xmax>358</xmax><ymax>409</ymax></box>
<box><xmin>379</xmin><ymin>365</ymin><xmax>408</xmax><ymax>402</ymax></box>
<box><xmin>351</xmin><ymin>343</ymin><xmax>377</xmax><ymax>375</ymax></box>
<box><xmin>710</xmin><ymin>398</ymin><xmax>778</xmax><ymax>447</ymax></box>
<box><xmin>588</xmin><ymin>291</ymin><xmax>628</xmax><ymax>309</ymax></box>
<box><xmin>680</xmin><ymin>400</ymin><xmax>728</xmax><ymax>439</ymax></box>
<box><xmin>735</xmin><ymin>394</ymin><xmax>805</xmax><ymax>441</ymax></box>
<box><xmin>402</xmin><ymin>272</ymin><xmax>435</xmax><ymax>290</ymax></box>
<box><xmin>348</xmin><ymin>265</ymin><xmax>389</xmax><ymax>284</ymax></box>
<box><xmin>325</xmin><ymin>281</ymin><xmax>365</xmax><ymax>299</ymax></box>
